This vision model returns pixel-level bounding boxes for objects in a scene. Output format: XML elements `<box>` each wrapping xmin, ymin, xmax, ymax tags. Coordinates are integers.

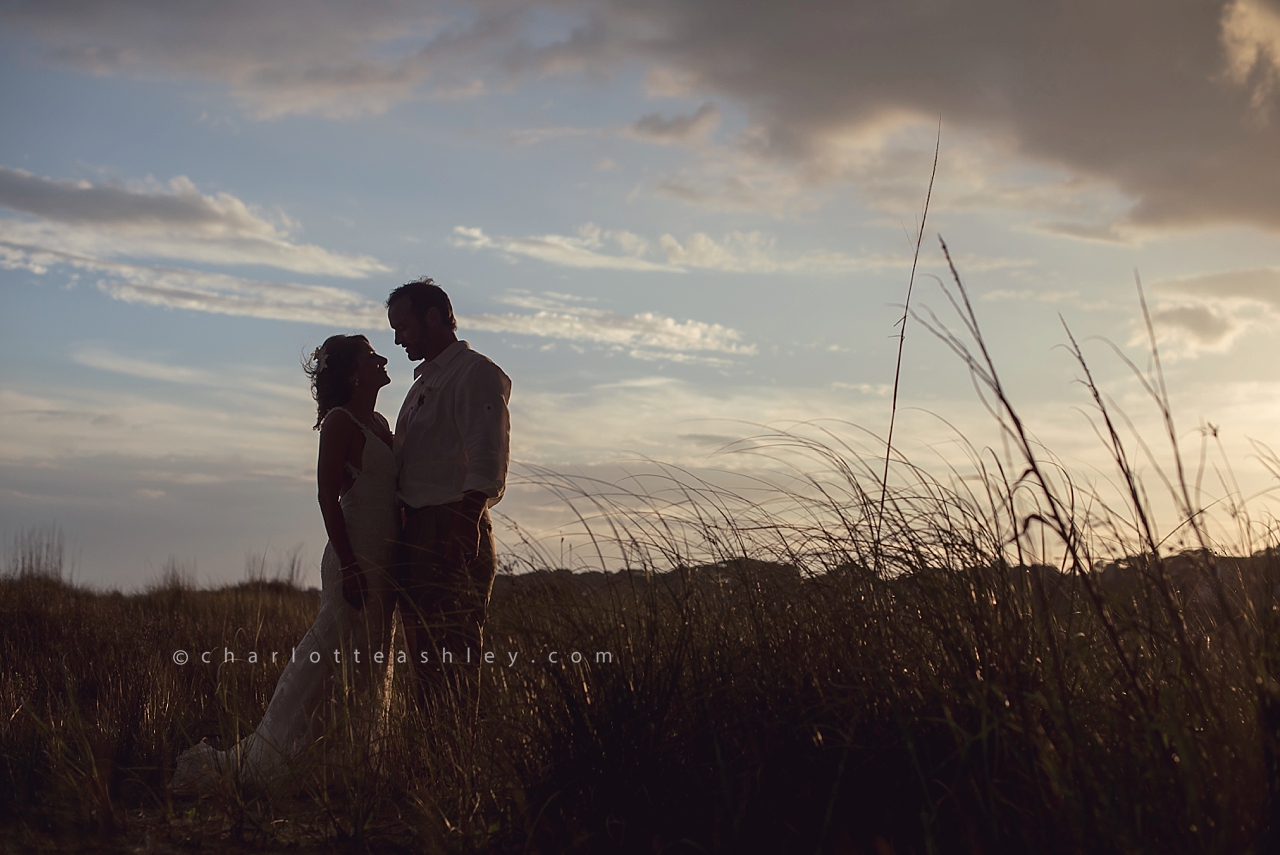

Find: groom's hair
<box><xmin>386</xmin><ymin>276</ymin><xmax>457</xmax><ymax>331</ymax></box>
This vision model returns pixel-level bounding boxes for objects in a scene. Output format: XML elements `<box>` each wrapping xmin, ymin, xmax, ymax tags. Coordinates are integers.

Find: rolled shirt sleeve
<box><xmin>455</xmin><ymin>360</ymin><xmax>512</xmax><ymax>502</ymax></box>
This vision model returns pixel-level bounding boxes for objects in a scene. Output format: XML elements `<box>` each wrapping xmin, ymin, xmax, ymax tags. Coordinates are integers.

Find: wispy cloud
<box><xmin>1</xmin><ymin>240</ymin><xmax>388</xmax><ymax>328</ymax></box>
<box><xmin>97</xmin><ymin>265</ymin><xmax>388</xmax><ymax>327</ymax></box>
<box><xmin>980</xmin><ymin>288</ymin><xmax>1111</xmax><ymax>311</ymax></box>
<box><xmin>0</xmin><ymin>384</ymin><xmax>311</xmax><ymax>464</ymax></box>
<box><xmin>1146</xmin><ymin>304</ymin><xmax>1242</xmax><ymax>356</ymax></box>
<box><xmin>3</xmin><ymin>2</ymin><xmax>509</xmax><ymax>120</ymax></box>
<box><xmin>504</xmin><ymin>126</ymin><xmax>600</xmax><ymax>147</ymax></box>
<box><xmin>0</xmin><ymin>168</ymin><xmax>386</xmax><ymax>277</ymax></box>
<box><xmin>466</xmin><ymin>292</ymin><xmax>755</xmax><ymax>365</ymax></box>
<box><xmin>657</xmin><ymin>230</ymin><xmax>896</xmax><ymax>274</ymax></box>
<box><xmin>626</xmin><ymin>103</ymin><xmax>721</xmax><ymax>144</ymax></box>
<box><xmin>70</xmin><ymin>346</ymin><xmax>312</xmax><ymax>402</ymax></box>
<box><xmin>0</xmin><ymin>166</ymin><xmax>403</xmax><ymax>336</ymax></box>
<box><xmin>453</xmin><ymin>222</ymin><xmax>902</xmax><ymax>274</ymax></box>
<box><xmin>506</xmin><ymin>104</ymin><xmax>721</xmax><ymax>148</ymax></box>
<box><xmin>1140</xmin><ymin>267</ymin><xmax>1280</xmax><ymax>358</ymax></box>
<box><xmin>8</xmin><ymin>238</ymin><xmax>750</xmax><ymax>364</ymax></box>
<box><xmin>830</xmin><ymin>381</ymin><xmax>892</xmax><ymax>396</ymax></box>
<box><xmin>1029</xmin><ymin>220</ymin><xmax>1137</xmax><ymax>245</ymax></box>
<box><xmin>450</xmin><ymin>224</ymin><xmax>682</xmax><ymax>272</ymax></box>
<box><xmin>1161</xmin><ymin>267</ymin><xmax>1280</xmax><ymax>310</ymax></box>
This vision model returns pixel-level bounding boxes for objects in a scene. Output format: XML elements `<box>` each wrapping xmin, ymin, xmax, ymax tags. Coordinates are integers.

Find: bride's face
<box><xmin>354</xmin><ymin>344</ymin><xmax>391</xmax><ymax>390</ymax></box>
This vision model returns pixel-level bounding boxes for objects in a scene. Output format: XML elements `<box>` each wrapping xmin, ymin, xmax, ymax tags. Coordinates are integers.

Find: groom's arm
<box><xmin>449</xmin><ymin>360</ymin><xmax>511</xmax><ymax>562</ymax></box>
<box><xmin>455</xmin><ymin>361</ymin><xmax>511</xmax><ymax>498</ymax></box>
<box><xmin>447</xmin><ymin>490</ymin><xmax>490</xmax><ymax>565</ymax></box>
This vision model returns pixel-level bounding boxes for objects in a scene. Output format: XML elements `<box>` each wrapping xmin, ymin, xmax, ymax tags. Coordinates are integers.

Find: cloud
<box><xmin>95</xmin><ymin>265</ymin><xmax>388</xmax><ymax>327</ymax></box>
<box><xmin>7</xmin><ymin>235</ymin><xmax>749</xmax><ymax>363</ymax></box>
<box><xmin>1160</xmin><ymin>266</ymin><xmax>1280</xmax><ymax>309</ymax></box>
<box><xmin>467</xmin><ymin>291</ymin><xmax>755</xmax><ymax>364</ymax></box>
<box><xmin>0</xmin><ymin>239</ymin><xmax>390</xmax><ymax>327</ymax></box>
<box><xmin>659</xmin><ymin>230</ymin><xmax>901</xmax><ymax>274</ymax></box>
<box><xmin>980</xmin><ymin>288</ymin><xmax>1112</xmax><ymax>312</ymax></box>
<box><xmin>1221</xmin><ymin>0</ymin><xmax>1280</xmax><ymax>121</ymax></box>
<box><xmin>1149</xmin><ymin>304</ymin><xmax>1239</xmax><ymax>347</ymax></box>
<box><xmin>460</xmin><ymin>219</ymin><xmax>1028</xmax><ymax>276</ymax></box>
<box><xmin>656</xmin><ymin>231</ymin><xmax>767</xmax><ymax>272</ymax></box>
<box><xmin>515</xmin><ymin>110</ymin><xmax>1129</xmax><ymax>222</ymax></box>
<box><xmin>830</xmin><ymin>382</ymin><xmax>892</xmax><ymax>396</ymax></box>
<box><xmin>70</xmin><ymin>346</ymin><xmax>313</xmax><ymax>402</ymax></box>
<box><xmin>0</xmin><ymin>385</ymin><xmax>327</xmax><ymax>589</ymax></box>
<box><xmin>1</xmin><ymin>167</ymin><xmax>272</xmax><ymax>233</ymax></box>
<box><xmin>576</xmin><ymin>0</ymin><xmax>1280</xmax><ymax>232</ymax></box>
<box><xmin>2</xmin><ymin>1</ymin><xmax>513</xmax><ymax>119</ymax></box>
<box><xmin>0</xmin><ymin>168</ymin><xmax>386</xmax><ymax>277</ymax></box>
<box><xmin>627</xmin><ymin>103</ymin><xmax>720</xmax><ymax>143</ymax></box>
<box><xmin>454</xmin><ymin>222</ymin><xmax>904</xmax><ymax>274</ymax></box>
<box><xmin>506</xmin><ymin>103</ymin><xmax>719</xmax><ymax>151</ymax></box>
<box><xmin>0</xmin><ymin>384</ymin><xmax>313</xmax><ymax>464</ymax></box>
<box><xmin>1141</xmin><ymin>266</ymin><xmax>1280</xmax><ymax>357</ymax></box>
<box><xmin>506</xmin><ymin>371</ymin><xmax>1152</xmax><ymax>476</ymax></box>
<box><xmin>10</xmin><ymin>1</ymin><xmax>1280</xmax><ymax>231</ymax></box>
<box><xmin>505</xmin><ymin>125</ymin><xmax>599</xmax><ymax>146</ymax></box>
<box><xmin>510</xmin><ymin>376</ymin><xmax>881</xmax><ymax>466</ymax></box>
<box><xmin>0</xmin><ymin>166</ymin><xmax>403</xmax><ymax>340</ymax></box>
<box><xmin>450</xmin><ymin>224</ymin><xmax>682</xmax><ymax>272</ymax></box>
<box><xmin>1029</xmin><ymin>220</ymin><xmax>1135</xmax><ymax>245</ymax></box>
<box><xmin>70</xmin><ymin>348</ymin><xmax>212</xmax><ymax>385</ymax></box>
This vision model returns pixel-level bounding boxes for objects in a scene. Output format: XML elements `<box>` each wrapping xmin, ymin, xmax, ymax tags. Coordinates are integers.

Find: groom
<box><xmin>386</xmin><ymin>276</ymin><xmax>512</xmax><ymax>713</ymax></box>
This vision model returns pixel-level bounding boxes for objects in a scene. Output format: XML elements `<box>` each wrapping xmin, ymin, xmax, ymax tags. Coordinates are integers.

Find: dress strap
<box><xmin>328</xmin><ymin>407</ymin><xmax>368</xmax><ymax>480</ymax></box>
<box><xmin>328</xmin><ymin>406</ymin><xmax>372</xmax><ymax>434</ymax></box>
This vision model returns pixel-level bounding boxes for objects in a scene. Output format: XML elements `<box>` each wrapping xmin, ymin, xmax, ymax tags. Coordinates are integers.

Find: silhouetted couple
<box><xmin>171</xmin><ymin>277</ymin><xmax>511</xmax><ymax>793</ymax></box>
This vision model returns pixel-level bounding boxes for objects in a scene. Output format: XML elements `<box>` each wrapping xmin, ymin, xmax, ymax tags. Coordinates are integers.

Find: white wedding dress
<box><xmin>171</xmin><ymin>408</ymin><xmax>398</xmax><ymax>793</ymax></box>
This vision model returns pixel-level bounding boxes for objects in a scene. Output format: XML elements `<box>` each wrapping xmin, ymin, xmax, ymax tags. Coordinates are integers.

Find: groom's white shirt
<box><xmin>394</xmin><ymin>340</ymin><xmax>511</xmax><ymax>509</ymax></box>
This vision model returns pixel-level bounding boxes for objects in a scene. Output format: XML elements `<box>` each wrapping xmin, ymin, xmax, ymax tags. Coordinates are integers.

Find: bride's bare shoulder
<box><xmin>319</xmin><ymin>407</ymin><xmax>360</xmax><ymax>441</ymax></box>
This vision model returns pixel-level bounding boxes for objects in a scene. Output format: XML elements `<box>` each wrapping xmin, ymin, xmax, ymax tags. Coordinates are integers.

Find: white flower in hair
<box><xmin>315</xmin><ymin>346</ymin><xmax>329</xmax><ymax>373</ymax></box>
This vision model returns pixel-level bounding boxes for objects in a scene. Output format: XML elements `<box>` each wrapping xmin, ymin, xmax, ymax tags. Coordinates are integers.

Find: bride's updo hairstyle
<box><xmin>304</xmin><ymin>334</ymin><xmax>370</xmax><ymax>430</ymax></box>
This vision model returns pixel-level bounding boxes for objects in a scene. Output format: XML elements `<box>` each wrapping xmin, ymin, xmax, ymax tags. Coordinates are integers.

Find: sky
<box><xmin>3</xmin><ymin>0</ymin><xmax>1280</xmax><ymax>590</ymax></box>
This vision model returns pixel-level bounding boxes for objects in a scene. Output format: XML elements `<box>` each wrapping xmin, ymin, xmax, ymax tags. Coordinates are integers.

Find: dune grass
<box><xmin>2</xmin><ymin>259</ymin><xmax>1279</xmax><ymax>853</ymax></box>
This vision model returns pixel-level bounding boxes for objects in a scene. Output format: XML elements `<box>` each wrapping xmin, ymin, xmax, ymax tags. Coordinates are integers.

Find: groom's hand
<box><xmin>341</xmin><ymin>561</ymin><xmax>367</xmax><ymax>610</ymax></box>
<box><xmin>446</xmin><ymin>492</ymin><xmax>486</xmax><ymax>567</ymax></box>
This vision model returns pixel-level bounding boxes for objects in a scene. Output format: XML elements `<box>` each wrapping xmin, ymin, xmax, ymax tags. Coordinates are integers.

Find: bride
<box><xmin>170</xmin><ymin>334</ymin><xmax>398</xmax><ymax>793</ymax></box>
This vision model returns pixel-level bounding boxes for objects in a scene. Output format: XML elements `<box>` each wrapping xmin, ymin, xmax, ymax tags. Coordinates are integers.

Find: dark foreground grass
<box><xmin>4</xmin><ymin>263</ymin><xmax>1280</xmax><ymax>853</ymax></box>
<box><xmin>1</xmin><ymin>537</ymin><xmax>1276</xmax><ymax>854</ymax></box>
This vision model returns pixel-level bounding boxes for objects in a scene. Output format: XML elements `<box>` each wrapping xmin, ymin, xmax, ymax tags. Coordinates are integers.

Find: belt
<box><xmin>402</xmin><ymin>499</ymin><xmax>467</xmax><ymax>516</ymax></box>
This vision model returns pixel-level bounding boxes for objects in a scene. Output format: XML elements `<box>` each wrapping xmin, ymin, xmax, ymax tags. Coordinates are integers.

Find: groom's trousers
<box><xmin>395</xmin><ymin>500</ymin><xmax>497</xmax><ymax>715</ymax></box>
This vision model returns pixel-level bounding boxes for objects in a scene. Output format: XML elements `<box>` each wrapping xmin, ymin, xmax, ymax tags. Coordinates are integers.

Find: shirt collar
<box><xmin>413</xmin><ymin>340</ymin><xmax>469</xmax><ymax>379</ymax></box>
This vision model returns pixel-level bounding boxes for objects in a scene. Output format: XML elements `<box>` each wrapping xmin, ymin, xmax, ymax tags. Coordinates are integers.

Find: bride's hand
<box><xmin>341</xmin><ymin>561</ymin><xmax>367</xmax><ymax>610</ymax></box>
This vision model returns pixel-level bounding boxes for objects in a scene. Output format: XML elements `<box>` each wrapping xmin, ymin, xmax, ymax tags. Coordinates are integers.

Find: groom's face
<box><xmin>388</xmin><ymin>298</ymin><xmax>429</xmax><ymax>361</ymax></box>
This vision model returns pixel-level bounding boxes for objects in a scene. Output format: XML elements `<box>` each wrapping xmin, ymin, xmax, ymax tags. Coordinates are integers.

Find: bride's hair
<box><xmin>303</xmin><ymin>334</ymin><xmax>370</xmax><ymax>430</ymax></box>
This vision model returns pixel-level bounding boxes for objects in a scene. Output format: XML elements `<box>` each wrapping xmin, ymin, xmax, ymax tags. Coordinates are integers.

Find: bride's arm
<box><xmin>317</xmin><ymin>411</ymin><xmax>365</xmax><ymax>608</ymax></box>
<box><xmin>373</xmin><ymin>411</ymin><xmax>393</xmax><ymax>444</ymax></box>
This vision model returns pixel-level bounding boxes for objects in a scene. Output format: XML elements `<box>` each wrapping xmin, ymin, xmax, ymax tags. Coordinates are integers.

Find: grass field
<box><xmin>3</xmin><ymin>271</ymin><xmax>1279</xmax><ymax>854</ymax></box>
<box><xmin>3</xmin><ymin>526</ymin><xmax>1276</xmax><ymax>854</ymax></box>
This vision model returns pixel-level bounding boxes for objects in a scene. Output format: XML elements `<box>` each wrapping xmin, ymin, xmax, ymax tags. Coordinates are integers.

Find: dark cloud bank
<box><xmin>5</xmin><ymin>0</ymin><xmax>1279</xmax><ymax>232</ymax></box>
